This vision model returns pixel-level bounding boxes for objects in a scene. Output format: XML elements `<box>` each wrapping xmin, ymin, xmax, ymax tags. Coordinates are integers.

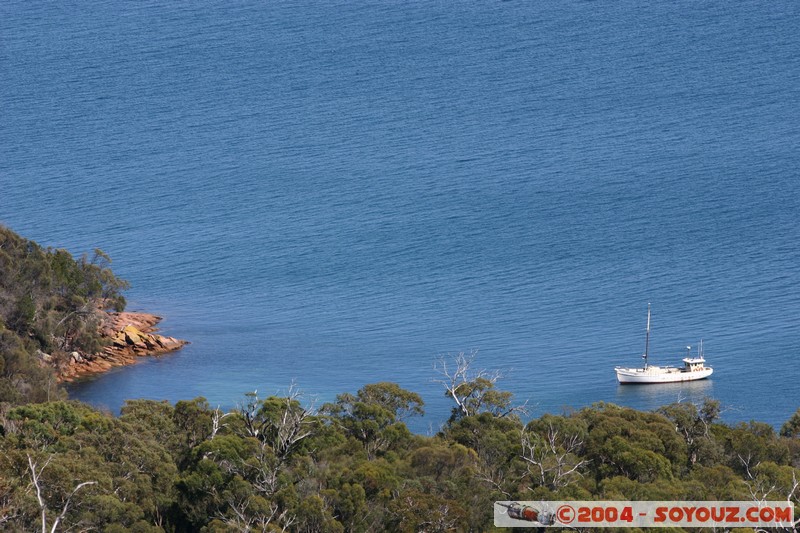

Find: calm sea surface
<box><xmin>2</xmin><ymin>1</ymin><xmax>799</xmax><ymax>432</ymax></box>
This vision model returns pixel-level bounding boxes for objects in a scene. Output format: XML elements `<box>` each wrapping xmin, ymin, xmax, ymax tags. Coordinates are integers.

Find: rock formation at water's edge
<box><xmin>55</xmin><ymin>311</ymin><xmax>188</xmax><ymax>382</ymax></box>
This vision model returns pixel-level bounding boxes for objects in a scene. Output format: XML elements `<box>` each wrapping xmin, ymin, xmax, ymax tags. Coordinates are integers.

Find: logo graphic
<box><xmin>495</xmin><ymin>501</ymin><xmax>793</xmax><ymax>528</ymax></box>
<box><xmin>496</xmin><ymin>502</ymin><xmax>555</xmax><ymax>526</ymax></box>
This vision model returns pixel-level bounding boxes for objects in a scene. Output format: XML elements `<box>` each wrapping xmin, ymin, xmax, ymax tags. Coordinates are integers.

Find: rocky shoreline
<box><xmin>56</xmin><ymin>311</ymin><xmax>188</xmax><ymax>382</ymax></box>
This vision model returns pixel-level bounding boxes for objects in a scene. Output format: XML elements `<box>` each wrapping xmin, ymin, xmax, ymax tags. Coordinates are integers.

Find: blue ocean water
<box><xmin>2</xmin><ymin>1</ymin><xmax>798</xmax><ymax>432</ymax></box>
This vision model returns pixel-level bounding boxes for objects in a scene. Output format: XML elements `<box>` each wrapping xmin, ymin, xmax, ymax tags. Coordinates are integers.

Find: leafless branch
<box><xmin>26</xmin><ymin>453</ymin><xmax>96</xmax><ymax>533</ymax></box>
<box><xmin>520</xmin><ymin>424</ymin><xmax>588</xmax><ymax>490</ymax></box>
<box><xmin>210</xmin><ymin>405</ymin><xmax>231</xmax><ymax>440</ymax></box>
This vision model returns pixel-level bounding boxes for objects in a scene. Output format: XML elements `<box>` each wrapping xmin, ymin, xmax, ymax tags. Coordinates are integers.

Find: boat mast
<box><xmin>643</xmin><ymin>303</ymin><xmax>651</xmax><ymax>369</ymax></box>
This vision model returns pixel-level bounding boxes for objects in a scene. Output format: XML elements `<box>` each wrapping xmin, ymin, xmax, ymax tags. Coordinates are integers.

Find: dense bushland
<box><xmin>0</xmin><ymin>383</ymin><xmax>798</xmax><ymax>532</ymax></box>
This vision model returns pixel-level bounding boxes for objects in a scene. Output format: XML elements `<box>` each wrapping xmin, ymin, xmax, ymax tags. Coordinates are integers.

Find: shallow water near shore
<box><xmin>2</xmin><ymin>1</ymin><xmax>799</xmax><ymax>431</ymax></box>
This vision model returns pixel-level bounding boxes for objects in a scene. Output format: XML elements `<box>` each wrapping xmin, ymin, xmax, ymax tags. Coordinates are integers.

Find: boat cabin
<box><xmin>682</xmin><ymin>357</ymin><xmax>706</xmax><ymax>372</ymax></box>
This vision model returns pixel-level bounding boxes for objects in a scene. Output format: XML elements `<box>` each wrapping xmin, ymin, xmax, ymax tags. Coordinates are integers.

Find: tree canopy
<box><xmin>0</xmin><ymin>387</ymin><xmax>797</xmax><ymax>532</ymax></box>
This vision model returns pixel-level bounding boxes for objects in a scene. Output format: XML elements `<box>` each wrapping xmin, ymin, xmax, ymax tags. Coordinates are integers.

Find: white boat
<box><xmin>615</xmin><ymin>305</ymin><xmax>713</xmax><ymax>384</ymax></box>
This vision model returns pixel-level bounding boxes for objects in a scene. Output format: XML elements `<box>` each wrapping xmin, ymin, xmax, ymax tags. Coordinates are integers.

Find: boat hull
<box><xmin>615</xmin><ymin>366</ymin><xmax>713</xmax><ymax>384</ymax></box>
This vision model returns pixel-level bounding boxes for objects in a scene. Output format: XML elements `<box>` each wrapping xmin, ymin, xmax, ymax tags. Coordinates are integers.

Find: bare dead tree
<box><xmin>433</xmin><ymin>350</ymin><xmax>528</xmax><ymax>421</ymax></box>
<box><xmin>271</xmin><ymin>388</ymin><xmax>317</xmax><ymax>462</ymax></box>
<box><xmin>433</xmin><ymin>351</ymin><xmax>475</xmax><ymax>418</ymax></box>
<box><xmin>216</xmin><ymin>493</ymin><xmax>295</xmax><ymax>533</ymax></box>
<box><xmin>236</xmin><ymin>385</ymin><xmax>317</xmax><ymax>497</ymax></box>
<box><xmin>26</xmin><ymin>453</ymin><xmax>97</xmax><ymax>533</ymax></box>
<box><xmin>475</xmin><ymin>460</ymin><xmax>520</xmax><ymax>500</ymax></box>
<box><xmin>738</xmin><ymin>452</ymin><xmax>762</xmax><ymax>490</ymax></box>
<box><xmin>520</xmin><ymin>424</ymin><xmax>587</xmax><ymax>490</ymax></box>
<box><xmin>210</xmin><ymin>405</ymin><xmax>231</xmax><ymax>440</ymax></box>
<box><xmin>740</xmin><ymin>458</ymin><xmax>800</xmax><ymax>532</ymax></box>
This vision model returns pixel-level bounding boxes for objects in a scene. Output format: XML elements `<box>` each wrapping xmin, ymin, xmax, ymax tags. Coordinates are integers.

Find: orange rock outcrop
<box><xmin>57</xmin><ymin>311</ymin><xmax>188</xmax><ymax>382</ymax></box>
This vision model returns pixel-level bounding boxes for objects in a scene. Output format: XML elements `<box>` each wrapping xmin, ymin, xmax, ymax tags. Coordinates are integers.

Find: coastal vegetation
<box><xmin>0</xmin><ymin>225</ymin><xmax>129</xmax><ymax>404</ymax></box>
<box><xmin>0</xmin><ymin>384</ymin><xmax>798</xmax><ymax>531</ymax></box>
<box><xmin>0</xmin><ymin>226</ymin><xmax>798</xmax><ymax>531</ymax></box>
